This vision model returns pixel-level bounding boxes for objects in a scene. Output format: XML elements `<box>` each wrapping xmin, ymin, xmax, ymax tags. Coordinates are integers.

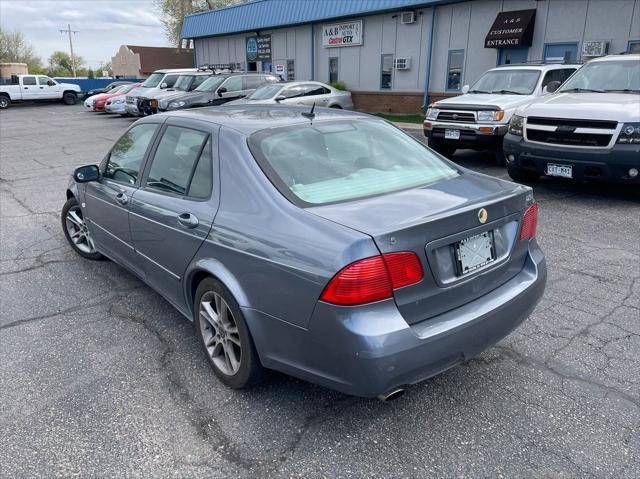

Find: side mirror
<box><xmin>545</xmin><ymin>81</ymin><xmax>561</xmax><ymax>94</ymax></box>
<box><xmin>217</xmin><ymin>87</ymin><xmax>227</xmax><ymax>97</ymax></box>
<box><xmin>275</xmin><ymin>95</ymin><xmax>286</xmax><ymax>102</ymax></box>
<box><xmin>47</xmin><ymin>80</ymin><xmax>55</xmax><ymax>86</ymax></box>
<box><xmin>461</xmin><ymin>84</ymin><xmax>470</xmax><ymax>94</ymax></box>
<box><xmin>160</xmin><ymin>82</ymin><xmax>168</xmax><ymax>89</ymax></box>
<box><xmin>73</xmin><ymin>165</ymin><xmax>100</xmax><ymax>183</ymax></box>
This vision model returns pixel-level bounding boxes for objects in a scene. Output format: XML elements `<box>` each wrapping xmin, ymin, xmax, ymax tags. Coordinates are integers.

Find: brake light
<box><xmin>519</xmin><ymin>202</ymin><xmax>538</xmax><ymax>240</ymax></box>
<box><xmin>320</xmin><ymin>252</ymin><xmax>423</xmax><ymax>306</ymax></box>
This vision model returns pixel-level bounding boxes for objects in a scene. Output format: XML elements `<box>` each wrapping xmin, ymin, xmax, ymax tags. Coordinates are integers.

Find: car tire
<box><xmin>0</xmin><ymin>95</ymin><xmax>10</xmax><ymax>109</ymax></box>
<box><xmin>194</xmin><ymin>277</ymin><xmax>264</xmax><ymax>389</ymax></box>
<box><xmin>63</xmin><ymin>92</ymin><xmax>77</xmax><ymax>105</ymax></box>
<box><xmin>429</xmin><ymin>138</ymin><xmax>456</xmax><ymax>158</ymax></box>
<box><xmin>507</xmin><ymin>165</ymin><xmax>539</xmax><ymax>183</ymax></box>
<box><xmin>61</xmin><ymin>197</ymin><xmax>103</xmax><ymax>260</ymax></box>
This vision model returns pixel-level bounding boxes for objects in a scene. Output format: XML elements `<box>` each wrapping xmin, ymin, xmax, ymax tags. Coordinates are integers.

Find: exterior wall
<box><xmin>111</xmin><ymin>45</ymin><xmax>142</xmax><ymax>78</ymax></box>
<box><xmin>192</xmin><ymin>0</ymin><xmax>640</xmax><ymax>113</ymax></box>
<box><xmin>0</xmin><ymin>63</ymin><xmax>28</xmax><ymax>78</ymax></box>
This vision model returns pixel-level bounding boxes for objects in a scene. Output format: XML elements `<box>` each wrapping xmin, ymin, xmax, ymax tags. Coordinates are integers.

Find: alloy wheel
<box><xmin>65</xmin><ymin>205</ymin><xmax>96</xmax><ymax>254</ymax></box>
<box><xmin>199</xmin><ymin>291</ymin><xmax>242</xmax><ymax>376</ymax></box>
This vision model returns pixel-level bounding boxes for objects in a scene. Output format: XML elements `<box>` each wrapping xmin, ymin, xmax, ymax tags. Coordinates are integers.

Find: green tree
<box><xmin>0</xmin><ymin>27</ymin><xmax>42</xmax><ymax>72</ymax></box>
<box><xmin>48</xmin><ymin>51</ymin><xmax>84</xmax><ymax>76</ymax></box>
<box><xmin>155</xmin><ymin>0</ymin><xmax>247</xmax><ymax>46</ymax></box>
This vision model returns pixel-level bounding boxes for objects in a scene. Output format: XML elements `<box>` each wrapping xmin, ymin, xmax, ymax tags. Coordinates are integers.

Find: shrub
<box><xmin>329</xmin><ymin>81</ymin><xmax>346</xmax><ymax>91</ymax></box>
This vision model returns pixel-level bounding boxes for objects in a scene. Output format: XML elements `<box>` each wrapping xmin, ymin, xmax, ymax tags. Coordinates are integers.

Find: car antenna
<box><xmin>301</xmin><ymin>102</ymin><xmax>316</xmax><ymax>121</ymax></box>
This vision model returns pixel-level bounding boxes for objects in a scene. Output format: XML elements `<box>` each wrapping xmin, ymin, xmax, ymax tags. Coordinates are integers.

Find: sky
<box><xmin>0</xmin><ymin>0</ymin><xmax>171</xmax><ymax>70</ymax></box>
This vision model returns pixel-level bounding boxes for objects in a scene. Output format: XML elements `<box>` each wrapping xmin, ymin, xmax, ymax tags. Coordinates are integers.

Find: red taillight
<box><xmin>519</xmin><ymin>202</ymin><xmax>538</xmax><ymax>241</ymax></box>
<box><xmin>383</xmin><ymin>252</ymin><xmax>424</xmax><ymax>288</ymax></box>
<box><xmin>320</xmin><ymin>252</ymin><xmax>423</xmax><ymax>306</ymax></box>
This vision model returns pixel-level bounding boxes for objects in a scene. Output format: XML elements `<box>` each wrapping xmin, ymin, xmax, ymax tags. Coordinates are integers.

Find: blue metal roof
<box><xmin>181</xmin><ymin>0</ymin><xmax>447</xmax><ymax>39</ymax></box>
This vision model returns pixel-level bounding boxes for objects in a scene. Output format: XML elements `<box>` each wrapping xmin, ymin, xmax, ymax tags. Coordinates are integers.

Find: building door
<box><xmin>544</xmin><ymin>43</ymin><xmax>578</xmax><ymax>63</ymax></box>
<box><xmin>261</xmin><ymin>60</ymin><xmax>272</xmax><ymax>73</ymax></box>
<box><xmin>498</xmin><ymin>47</ymin><xmax>528</xmax><ymax>65</ymax></box>
<box><xmin>247</xmin><ymin>62</ymin><xmax>257</xmax><ymax>71</ymax></box>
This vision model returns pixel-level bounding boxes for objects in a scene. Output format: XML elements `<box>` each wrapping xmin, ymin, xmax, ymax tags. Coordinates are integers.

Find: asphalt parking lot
<box><xmin>1</xmin><ymin>103</ymin><xmax>639</xmax><ymax>478</ymax></box>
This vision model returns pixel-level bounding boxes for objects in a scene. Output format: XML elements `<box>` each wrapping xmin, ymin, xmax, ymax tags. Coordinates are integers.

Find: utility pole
<box><xmin>59</xmin><ymin>24</ymin><xmax>79</xmax><ymax>77</ymax></box>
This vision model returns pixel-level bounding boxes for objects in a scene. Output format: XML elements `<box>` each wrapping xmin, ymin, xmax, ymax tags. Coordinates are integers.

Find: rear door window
<box><xmin>22</xmin><ymin>76</ymin><xmax>36</xmax><ymax>85</ymax></box>
<box><xmin>541</xmin><ymin>69</ymin><xmax>565</xmax><ymax>88</ymax></box>
<box><xmin>145</xmin><ymin>126</ymin><xmax>209</xmax><ymax>196</ymax></box>
<box><xmin>304</xmin><ymin>85</ymin><xmax>330</xmax><ymax>96</ymax></box>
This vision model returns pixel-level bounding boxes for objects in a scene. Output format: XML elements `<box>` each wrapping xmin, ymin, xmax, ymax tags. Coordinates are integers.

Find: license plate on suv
<box><xmin>456</xmin><ymin>231</ymin><xmax>495</xmax><ymax>275</ymax></box>
<box><xmin>547</xmin><ymin>163</ymin><xmax>572</xmax><ymax>178</ymax></box>
<box><xmin>445</xmin><ymin>129</ymin><xmax>461</xmax><ymax>140</ymax></box>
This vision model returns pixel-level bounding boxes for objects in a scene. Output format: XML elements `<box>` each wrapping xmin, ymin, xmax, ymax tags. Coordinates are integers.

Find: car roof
<box><xmin>155</xmin><ymin>104</ymin><xmax>372</xmax><ymax>135</ymax></box>
<box><xmin>154</xmin><ymin>68</ymin><xmax>198</xmax><ymax>73</ymax></box>
<box><xmin>491</xmin><ymin>63</ymin><xmax>581</xmax><ymax>71</ymax></box>
<box><xmin>588</xmin><ymin>54</ymin><xmax>640</xmax><ymax>63</ymax></box>
<box><xmin>274</xmin><ymin>80</ymin><xmax>332</xmax><ymax>87</ymax></box>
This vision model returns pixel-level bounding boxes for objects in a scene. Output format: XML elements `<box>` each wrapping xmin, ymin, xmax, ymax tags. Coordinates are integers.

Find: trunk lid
<box><xmin>308</xmin><ymin>171</ymin><xmax>533</xmax><ymax>324</ymax></box>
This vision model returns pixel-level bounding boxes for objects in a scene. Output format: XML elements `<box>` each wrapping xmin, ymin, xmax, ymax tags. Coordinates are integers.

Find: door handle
<box><xmin>39</xmin><ymin>86</ymin><xmax>44</xmax><ymax>89</ymax></box>
<box><xmin>24</xmin><ymin>87</ymin><xmax>28</xmax><ymax>90</ymax></box>
<box><xmin>178</xmin><ymin>213</ymin><xmax>199</xmax><ymax>229</ymax></box>
<box><xmin>115</xmin><ymin>192</ymin><xmax>128</xmax><ymax>205</ymax></box>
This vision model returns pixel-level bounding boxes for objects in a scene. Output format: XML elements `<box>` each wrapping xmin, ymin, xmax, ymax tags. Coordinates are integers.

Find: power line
<box><xmin>59</xmin><ymin>24</ymin><xmax>79</xmax><ymax>77</ymax></box>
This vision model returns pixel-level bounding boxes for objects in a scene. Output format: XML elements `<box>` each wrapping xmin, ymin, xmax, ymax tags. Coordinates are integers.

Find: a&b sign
<box><xmin>322</xmin><ymin>20</ymin><xmax>363</xmax><ymax>47</ymax></box>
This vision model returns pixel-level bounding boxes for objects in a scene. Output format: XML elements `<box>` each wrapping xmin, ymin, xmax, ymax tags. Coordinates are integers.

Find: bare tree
<box><xmin>0</xmin><ymin>27</ymin><xmax>42</xmax><ymax>72</ymax></box>
<box><xmin>155</xmin><ymin>0</ymin><xmax>246</xmax><ymax>46</ymax></box>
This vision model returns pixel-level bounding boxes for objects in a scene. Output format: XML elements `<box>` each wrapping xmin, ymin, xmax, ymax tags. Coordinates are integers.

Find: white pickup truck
<box><xmin>0</xmin><ymin>75</ymin><xmax>82</xmax><ymax>109</ymax></box>
<box><xmin>424</xmin><ymin>63</ymin><xmax>579</xmax><ymax>162</ymax></box>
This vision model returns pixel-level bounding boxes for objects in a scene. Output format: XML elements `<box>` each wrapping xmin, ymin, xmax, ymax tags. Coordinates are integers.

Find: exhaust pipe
<box><xmin>377</xmin><ymin>388</ymin><xmax>405</xmax><ymax>402</ymax></box>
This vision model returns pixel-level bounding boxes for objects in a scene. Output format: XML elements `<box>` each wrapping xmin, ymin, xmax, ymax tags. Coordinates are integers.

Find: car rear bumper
<box><xmin>503</xmin><ymin>134</ymin><xmax>640</xmax><ymax>183</ymax></box>
<box><xmin>244</xmin><ymin>243</ymin><xmax>546</xmax><ymax>397</ymax></box>
<box><xmin>424</xmin><ymin>121</ymin><xmax>508</xmax><ymax>150</ymax></box>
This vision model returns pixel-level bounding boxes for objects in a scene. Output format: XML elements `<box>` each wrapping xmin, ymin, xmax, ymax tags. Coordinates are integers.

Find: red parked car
<box><xmin>92</xmin><ymin>83</ymin><xmax>140</xmax><ymax>112</ymax></box>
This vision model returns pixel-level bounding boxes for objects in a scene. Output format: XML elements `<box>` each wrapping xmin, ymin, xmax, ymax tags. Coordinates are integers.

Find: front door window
<box><xmin>103</xmin><ymin>123</ymin><xmax>158</xmax><ymax>185</ymax></box>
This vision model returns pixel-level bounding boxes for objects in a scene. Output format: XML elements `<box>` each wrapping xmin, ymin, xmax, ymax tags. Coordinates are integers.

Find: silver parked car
<box><xmin>227</xmin><ymin>81</ymin><xmax>353</xmax><ymax>109</ymax></box>
<box><xmin>61</xmin><ymin>106</ymin><xmax>545</xmax><ymax>399</ymax></box>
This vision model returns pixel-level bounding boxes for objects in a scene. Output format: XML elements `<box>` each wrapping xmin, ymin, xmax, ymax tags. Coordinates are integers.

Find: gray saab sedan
<box><xmin>61</xmin><ymin>106</ymin><xmax>546</xmax><ymax>400</ymax></box>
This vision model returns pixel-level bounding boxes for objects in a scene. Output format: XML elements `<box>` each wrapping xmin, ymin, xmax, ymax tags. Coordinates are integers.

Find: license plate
<box><xmin>547</xmin><ymin>163</ymin><xmax>572</xmax><ymax>178</ymax></box>
<box><xmin>456</xmin><ymin>231</ymin><xmax>495</xmax><ymax>275</ymax></box>
<box><xmin>445</xmin><ymin>129</ymin><xmax>461</xmax><ymax>140</ymax></box>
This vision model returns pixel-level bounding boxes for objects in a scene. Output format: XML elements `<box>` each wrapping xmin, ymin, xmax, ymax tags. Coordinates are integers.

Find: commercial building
<box><xmin>111</xmin><ymin>45</ymin><xmax>194</xmax><ymax>78</ymax></box>
<box><xmin>181</xmin><ymin>0</ymin><xmax>640</xmax><ymax>113</ymax></box>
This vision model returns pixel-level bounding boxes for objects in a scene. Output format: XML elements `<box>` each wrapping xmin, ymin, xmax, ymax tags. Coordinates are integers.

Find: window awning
<box><xmin>485</xmin><ymin>9</ymin><xmax>536</xmax><ymax>48</ymax></box>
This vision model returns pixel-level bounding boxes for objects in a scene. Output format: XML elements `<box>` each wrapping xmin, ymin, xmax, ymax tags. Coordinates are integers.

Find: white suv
<box><xmin>504</xmin><ymin>54</ymin><xmax>640</xmax><ymax>183</ymax></box>
<box><xmin>424</xmin><ymin>63</ymin><xmax>579</xmax><ymax>162</ymax></box>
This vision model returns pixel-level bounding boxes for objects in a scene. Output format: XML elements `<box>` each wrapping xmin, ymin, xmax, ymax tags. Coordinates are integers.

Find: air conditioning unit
<box><xmin>394</xmin><ymin>57</ymin><xmax>411</xmax><ymax>70</ymax></box>
<box><xmin>581</xmin><ymin>41</ymin><xmax>608</xmax><ymax>58</ymax></box>
<box><xmin>400</xmin><ymin>11</ymin><xmax>416</xmax><ymax>24</ymax></box>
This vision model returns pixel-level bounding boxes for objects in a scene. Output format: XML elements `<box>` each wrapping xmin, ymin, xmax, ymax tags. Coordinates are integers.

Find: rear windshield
<box><xmin>248</xmin><ymin>119</ymin><xmax>458</xmax><ymax>206</ymax></box>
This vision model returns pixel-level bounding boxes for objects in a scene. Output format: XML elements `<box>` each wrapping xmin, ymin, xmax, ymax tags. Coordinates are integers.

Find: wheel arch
<box><xmin>184</xmin><ymin>258</ymin><xmax>250</xmax><ymax>320</ymax></box>
<box><xmin>63</xmin><ymin>90</ymin><xmax>78</xmax><ymax>97</ymax></box>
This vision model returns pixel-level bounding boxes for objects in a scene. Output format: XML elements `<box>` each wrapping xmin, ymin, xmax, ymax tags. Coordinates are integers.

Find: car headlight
<box><xmin>167</xmin><ymin>100</ymin><xmax>186</xmax><ymax>110</ymax></box>
<box><xmin>477</xmin><ymin>110</ymin><xmax>505</xmax><ymax>122</ymax></box>
<box><xmin>426</xmin><ymin>107</ymin><xmax>440</xmax><ymax>121</ymax></box>
<box><xmin>616</xmin><ymin>123</ymin><xmax>640</xmax><ymax>144</ymax></box>
<box><xmin>115</xmin><ymin>98</ymin><xmax>125</xmax><ymax>104</ymax></box>
<box><xmin>508</xmin><ymin>114</ymin><xmax>524</xmax><ymax>136</ymax></box>
<box><xmin>159</xmin><ymin>100</ymin><xmax>168</xmax><ymax>109</ymax></box>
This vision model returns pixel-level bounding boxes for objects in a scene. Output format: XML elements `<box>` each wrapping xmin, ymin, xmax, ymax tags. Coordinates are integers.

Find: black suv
<box><xmin>158</xmin><ymin>72</ymin><xmax>280</xmax><ymax>112</ymax></box>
